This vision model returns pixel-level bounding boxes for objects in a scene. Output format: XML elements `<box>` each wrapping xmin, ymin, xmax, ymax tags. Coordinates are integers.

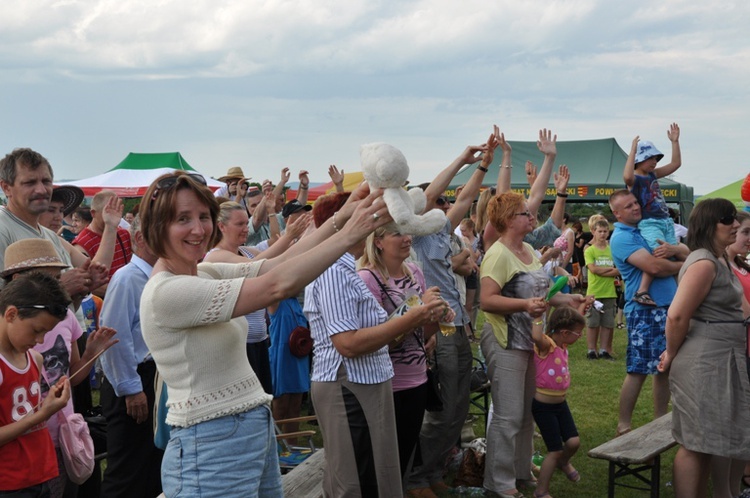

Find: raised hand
<box><xmin>328</xmin><ymin>165</ymin><xmax>344</xmax><ymax>185</ymax></box>
<box><xmin>285</xmin><ymin>212</ymin><xmax>312</xmax><ymax>241</ymax></box>
<box><xmin>537</xmin><ymin>128</ymin><xmax>557</xmax><ymax>156</ymax></box>
<box><xmin>667</xmin><ymin>123</ymin><xmax>680</xmax><ymax>142</ymax></box>
<box><xmin>298</xmin><ymin>170</ymin><xmax>310</xmax><ymax>188</ymax></box>
<box><xmin>554</xmin><ymin>165</ymin><xmax>570</xmax><ymax>193</ymax></box>
<box><xmin>101</xmin><ymin>195</ymin><xmax>124</xmax><ymax>228</ymax></box>
<box><xmin>340</xmin><ymin>189</ymin><xmax>391</xmax><ymax>242</ymax></box>
<box><xmin>279</xmin><ymin>167</ymin><xmax>291</xmax><ymax>186</ymax></box>
<box><xmin>630</xmin><ymin>136</ymin><xmax>640</xmax><ymax>153</ymax></box>
<box><xmin>261</xmin><ymin>179</ymin><xmax>273</xmax><ymax>194</ymax></box>
<box><xmin>525</xmin><ymin>161</ymin><xmax>538</xmax><ymax>186</ymax></box>
<box><xmin>84</xmin><ymin>326</ymin><xmax>118</xmax><ymax>359</ymax></box>
<box><xmin>498</xmin><ymin>127</ymin><xmax>512</xmax><ymax>154</ymax></box>
<box><xmin>480</xmin><ymin>125</ymin><xmax>501</xmax><ymax>167</ymax></box>
<box><xmin>456</xmin><ymin>144</ymin><xmax>490</xmax><ymax>166</ymax></box>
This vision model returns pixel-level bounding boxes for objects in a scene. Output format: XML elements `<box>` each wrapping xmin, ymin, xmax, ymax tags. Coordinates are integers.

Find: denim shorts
<box><xmin>162</xmin><ymin>405</ymin><xmax>282</xmax><ymax>498</ymax></box>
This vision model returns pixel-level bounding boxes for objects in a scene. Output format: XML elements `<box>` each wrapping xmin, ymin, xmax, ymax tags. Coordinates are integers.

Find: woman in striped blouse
<box><xmin>304</xmin><ymin>192</ymin><xmax>449</xmax><ymax>498</ymax></box>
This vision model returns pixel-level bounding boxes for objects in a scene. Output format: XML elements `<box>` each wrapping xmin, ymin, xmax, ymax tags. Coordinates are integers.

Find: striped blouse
<box><xmin>304</xmin><ymin>253</ymin><xmax>393</xmax><ymax>384</ymax></box>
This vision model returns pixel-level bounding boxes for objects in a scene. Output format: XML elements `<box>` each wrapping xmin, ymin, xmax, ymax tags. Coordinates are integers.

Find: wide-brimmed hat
<box><xmin>281</xmin><ymin>199</ymin><xmax>312</xmax><ymax>219</ymax></box>
<box><xmin>2</xmin><ymin>239</ymin><xmax>69</xmax><ymax>279</ymax></box>
<box><xmin>218</xmin><ymin>166</ymin><xmax>250</xmax><ymax>183</ymax></box>
<box><xmin>51</xmin><ymin>185</ymin><xmax>85</xmax><ymax>216</ymax></box>
<box><xmin>634</xmin><ymin>141</ymin><xmax>664</xmax><ymax>165</ymax></box>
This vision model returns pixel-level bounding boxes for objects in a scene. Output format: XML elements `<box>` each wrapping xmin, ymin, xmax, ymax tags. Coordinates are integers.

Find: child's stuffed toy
<box><xmin>360</xmin><ymin>142</ymin><xmax>447</xmax><ymax>236</ymax></box>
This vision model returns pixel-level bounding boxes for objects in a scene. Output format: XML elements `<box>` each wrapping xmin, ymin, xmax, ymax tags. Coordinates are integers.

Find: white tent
<box><xmin>67</xmin><ymin>152</ymin><xmax>223</xmax><ymax>197</ymax></box>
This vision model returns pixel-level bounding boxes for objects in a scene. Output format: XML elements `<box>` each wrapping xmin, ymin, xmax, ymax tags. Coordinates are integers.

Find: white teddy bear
<box><xmin>360</xmin><ymin>142</ymin><xmax>447</xmax><ymax>236</ymax></box>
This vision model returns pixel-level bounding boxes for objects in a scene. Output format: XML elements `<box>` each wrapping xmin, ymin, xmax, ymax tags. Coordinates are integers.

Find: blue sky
<box><xmin>1</xmin><ymin>0</ymin><xmax>748</xmax><ymax>195</ymax></box>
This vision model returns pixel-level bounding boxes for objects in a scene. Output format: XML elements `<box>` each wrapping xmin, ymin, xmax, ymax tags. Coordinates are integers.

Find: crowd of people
<box><xmin>0</xmin><ymin>122</ymin><xmax>748</xmax><ymax>498</ymax></box>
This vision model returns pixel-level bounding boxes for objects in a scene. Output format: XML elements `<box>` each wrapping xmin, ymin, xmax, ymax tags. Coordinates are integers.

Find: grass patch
<box><xmin>281</xmin><ymin>312</ymin><xmax>679</xmax><ymax>496</ymax></box>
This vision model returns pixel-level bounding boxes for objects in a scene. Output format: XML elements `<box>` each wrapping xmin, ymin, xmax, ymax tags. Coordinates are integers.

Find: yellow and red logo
<box><xmin>577</xmin><ymin>186</ymin><xmax>588</xmax><ymax>197</ymax></box>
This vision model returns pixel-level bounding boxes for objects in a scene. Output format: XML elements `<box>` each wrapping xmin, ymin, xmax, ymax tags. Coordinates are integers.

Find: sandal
<box><xmin>633</xmin><ymin>291</ymin><xmax>657</xmax><ymax>306</ymax></box>
<box><xmin>616</xmin><ymin>322</ymin><xmax>625</xmax><ymax>329</ymax></box>
<box><xmin>558</xmin><ymin>464</ymin><xmax>581</xmax><ymax>483</ymax></box>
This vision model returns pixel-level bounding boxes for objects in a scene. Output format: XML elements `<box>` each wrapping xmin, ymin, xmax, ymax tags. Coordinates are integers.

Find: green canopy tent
<box><xmin>697</xmin><ymin>178</ymin><xmax>745</xmax><ymax>209</ymax></box>
<box><xmin>445</xmin><ymin>138</ymin><xmax>694</xmax><ymax>220</ymax></box>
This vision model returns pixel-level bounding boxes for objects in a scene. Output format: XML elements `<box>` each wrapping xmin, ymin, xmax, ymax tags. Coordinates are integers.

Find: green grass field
<box><xmin>293</xmin><ymin>311</ymin><xmax>678</xmax><ymax>496</ymax></box>
<box><xmin>465</xmin><ymin>312</ymin><xmax>678</xmax><ymax>497</ymax></box>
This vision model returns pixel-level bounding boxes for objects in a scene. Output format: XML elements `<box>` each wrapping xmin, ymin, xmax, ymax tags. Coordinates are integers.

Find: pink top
<box><xmin>358</xmin><ymin>262</ymin><xmax>428</xmax><ymax>392</ymax></box>
<box><xmin>730</xmin><ymin>264</ymin><xmax>750</xmax><ymax>357</ymax></box>
<box><xmin>534</xmin><ymin>335</ymin><xmax>570</xmax><ymax>396</ymax></box>
<box><xmin>33</xmin><ymin>310</ymin><xmax>83</xmax><ymax>445</ymax></box>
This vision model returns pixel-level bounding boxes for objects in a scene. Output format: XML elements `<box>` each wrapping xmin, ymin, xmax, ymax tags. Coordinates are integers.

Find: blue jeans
<box><xmin>161</xmin><ymin>405</ymin><xmax>282</xmax><ymax>497</ymax></box>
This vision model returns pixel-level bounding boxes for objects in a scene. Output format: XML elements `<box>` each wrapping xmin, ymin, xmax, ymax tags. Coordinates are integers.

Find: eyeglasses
<box><xmin>151</xmin><ymin>174</ymin><xmax>207</xmax><ymax>202</ymax></box>
<box><xmin>565</xmin><ymin>329</ymin><xmax>582</xmax><ymax>338</ymax></box>
<box><xmin>18</xmin><ymin>304</ymin><xmax>68</xmax><ymax>317</ymax></box>
<box><xmin>719</xmin><ymin>213</ymin><xmax>737</xmax><ymax>226</ymax></box>
<box><xmin>515</xmin><ymin>211</ymin><xmax>533</xmax><ymax>217</ymax></box>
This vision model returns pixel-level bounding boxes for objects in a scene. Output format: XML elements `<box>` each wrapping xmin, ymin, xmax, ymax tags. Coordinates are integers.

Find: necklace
<box><xmin>500</xmin><ymin>238</ymin><xmax>526</xmax><ymax>256</ymax></box>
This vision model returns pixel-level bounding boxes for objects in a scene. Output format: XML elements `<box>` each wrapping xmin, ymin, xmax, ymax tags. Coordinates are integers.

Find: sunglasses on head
<box><xmin>151</xmin><ymin>173</ymin><xmax>207</xmax><ymax>202</ymax></box>
<box><xmin>719</xmin><ymin>213</ymin><xmax>737</xmax><ymax>226</ymax></box>
<box><xmin>18</xmin><ymin>304</ymin><xmax>68</xmax><ymax>317</ymax></box>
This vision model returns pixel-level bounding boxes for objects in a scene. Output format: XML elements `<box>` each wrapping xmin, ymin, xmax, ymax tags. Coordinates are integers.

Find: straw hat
<box><xmin>2</xmin><ymin>239</ymin><xmax>69</xmax><ymax>279</ymax></box>
<box><xmin>217</xmin><ymin>166</ymin><xmax>250</xmax><ymax>183</ymax></box>
<box><xmin>51</xmin><ymin>185</ymin><xmax>85</xmax><ymax>216</ymax></box>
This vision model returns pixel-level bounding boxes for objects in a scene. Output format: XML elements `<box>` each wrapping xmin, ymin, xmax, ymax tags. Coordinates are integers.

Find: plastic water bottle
<box><xmin>532</xmin><ymin>451</ymin><xmax>544</xmax><ymax>467</ymax></box>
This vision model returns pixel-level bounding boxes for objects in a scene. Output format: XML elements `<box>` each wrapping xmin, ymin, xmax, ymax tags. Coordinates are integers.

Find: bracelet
<box><xmin>502</xmin><ymin>164</ymin><xmax>512</xmax><ymax>169</ymax></box>
<box><xmin>477</xmin><ymin>165</ymin><xmax>488</xmax><ymax>173</ymax></box>
<box><xmin>332</xmin><ymin>211</ymin><xmax>340</xmax><ymax>232</ymax></box>
<box><xmin>299</xmin><ymin>185</ymin><xmax>308</xmax><ymax>190</ymax></box>
<box><xmin>556</xmin><ymin>192</ymin><xmax>568</xmax><ymax>198</ymax></box>
<box><xmin>533</xmin><ymin>320</ymin><xmax>544</xmax><ymax>326</ymax></box>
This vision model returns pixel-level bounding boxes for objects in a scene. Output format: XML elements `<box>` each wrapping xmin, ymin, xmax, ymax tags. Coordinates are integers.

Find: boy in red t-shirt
<box><xmin>0</xmin><ymin>273</ymin><xmax>71</xmax><ymax>495</ymax></box>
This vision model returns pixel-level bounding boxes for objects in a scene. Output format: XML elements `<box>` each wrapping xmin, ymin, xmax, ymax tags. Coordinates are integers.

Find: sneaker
<box><xmin>586</xmin><ymin>351</ymin><xmax>599</xmax><ymax>360</ymax></box>
<box><xmin>599</xmin><ymin>351</ymin><xmax>615</xmax><ymax>361</ymax></box>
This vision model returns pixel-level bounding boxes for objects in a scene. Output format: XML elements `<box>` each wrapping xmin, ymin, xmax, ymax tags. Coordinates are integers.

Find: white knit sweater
<box><xmin>140</xmin><ymin>261</ymin><xmax>272</xmax><ymax>427</ymax></box>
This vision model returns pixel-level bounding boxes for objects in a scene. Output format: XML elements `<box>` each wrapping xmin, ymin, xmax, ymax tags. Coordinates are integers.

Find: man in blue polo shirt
<box><xmin>608</xmin><ymin>189</ymin><xmax>687</xmax><ymax>436</ymax></box>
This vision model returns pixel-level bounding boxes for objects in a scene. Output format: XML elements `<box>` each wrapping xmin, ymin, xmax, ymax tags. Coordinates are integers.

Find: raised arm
<box><xmin>446</xmin><ymin>126</ymin><xmax>500</xmax><ymax>229</ymax></box>
<box><xmin>549</xmin><ymin>165</ymin><xmax>570</xmax><ymax>229</ymax></box>
<box><xmin>422</xmin><ymin>139</ymin><xmax>489</xmax><ymax>208</ymax></box>
<box><xmin>296</xmin><ymin>170</ymin><xmax>310</xmax><ymax>205</ymax></box>
<box><xmin>232</xmin><ymin>190</ymin><xmax>393</xmax><ymax>316</ymax></box>
<box><xmin>654</xmin><ymin>123</ymin><xmax>681</xmax><ymax>179</ymax></box>
<box><xmin>250</xmin><ymin>191</ymin><xmax>273</xmax><ymax>231</ymax></box>
<box><xmin>495</xmin><ymin>130</ymin><xmax>513</xmax><ymax>193</ymax></box>
<box><xmin>527</xmin><ymin>129</ymin><xmax>557</xmax><ymax>217</ymax></box>
<box><xmin>623</xmin><ymin>136</ymin><xmax>639</xmax><ymax>188</ymax></box>
<box><xmin>273</xmin><ymin>167</ymin><xmax>291</xmax><ymax>206</ymax></box>
<box><xmin>328</xmin><ymin>165</ymin><xmax>345</xmax><ymax>192</ymax></box>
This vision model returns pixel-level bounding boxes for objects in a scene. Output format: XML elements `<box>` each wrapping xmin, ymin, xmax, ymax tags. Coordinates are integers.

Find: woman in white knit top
<box><xmin>138</xmin><ymin>172</ymin><xmax>391</xmax><ymax>498</ymax></box>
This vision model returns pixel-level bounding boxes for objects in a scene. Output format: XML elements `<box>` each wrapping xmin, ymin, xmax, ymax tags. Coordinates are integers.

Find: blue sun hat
<box><xmin>634</xmin><ymin>140</ymin><xmax>664</xmax><ymax>165</ymax></box>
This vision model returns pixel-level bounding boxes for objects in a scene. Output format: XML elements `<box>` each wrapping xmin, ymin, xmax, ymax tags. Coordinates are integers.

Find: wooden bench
<box><xmin>281</xmin><ymin>448</ymin><xmax>325</xmax><ymax>498</ymax></box>
<box><xmin>588</xmin><ymin>412</ymin><xmax>677</xmax><ymax>498</ymax></box>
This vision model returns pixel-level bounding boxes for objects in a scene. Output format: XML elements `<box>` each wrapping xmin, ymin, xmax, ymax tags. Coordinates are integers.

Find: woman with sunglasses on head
<box><xmin>658</xmin><ymin>200</ymin><xmax>750</xmax><ymax>498</ymax></box>
<box><xmin>138</xmin><ymin>172</ymin><xmax>391</xmax><ymax>497</ymax></box>
<box><xmin>358</xmin><ymin>225</ymin><xmax>453</xmax><ymax>486</ymax></box>
<box><xmin>479</xmin><ymin>191</ymin><xmax>591</xmax><ymax>498</ymax></box>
